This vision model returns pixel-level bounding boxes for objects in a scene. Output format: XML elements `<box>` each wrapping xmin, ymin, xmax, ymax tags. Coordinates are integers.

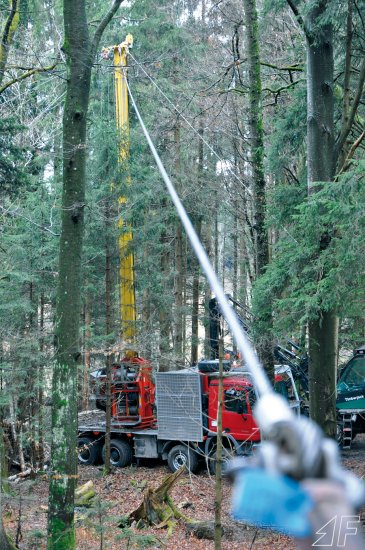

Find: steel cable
<box><xmin>123</xmin><ymin>72</ymin><xmax>273</xmax><ymax>398</ymax></box>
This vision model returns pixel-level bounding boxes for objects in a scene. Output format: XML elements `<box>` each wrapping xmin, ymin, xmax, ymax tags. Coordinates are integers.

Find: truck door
<box><xmin>222</xmin><ymin>386</ymin><xmax>259</xmax><ymax>441</ymax></box>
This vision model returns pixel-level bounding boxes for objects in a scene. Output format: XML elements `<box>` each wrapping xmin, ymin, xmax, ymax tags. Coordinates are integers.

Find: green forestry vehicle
<box><xmin>337</xmin><ymin>345</ymin><xmax>365</xmax><ymax>448</ymax></box>
<box><xmin>275</xmin><ymin>342</ymin><xmax>365</xmax><ymax>449</ymax></box>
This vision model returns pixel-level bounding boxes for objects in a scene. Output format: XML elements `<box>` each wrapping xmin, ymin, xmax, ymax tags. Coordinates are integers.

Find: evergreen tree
<box><xmin>48</xmin><ymin>2</ymin><xmax>123</xmax><ymax>547</ymax></box>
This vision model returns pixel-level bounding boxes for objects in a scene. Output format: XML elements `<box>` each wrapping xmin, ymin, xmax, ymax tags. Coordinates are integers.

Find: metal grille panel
<box><xmin>156</xmin><ymin>371</ymin><xmax>203</xmax><ymax>441</ymax></box>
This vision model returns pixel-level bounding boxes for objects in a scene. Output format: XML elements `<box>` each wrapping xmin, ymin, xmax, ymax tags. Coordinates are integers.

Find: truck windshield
<box><xmin>339</xmin><ymin>356</ymin><xmax>365</xmax><ymax>388</ymax></box>
<box><xmin>224</xmin><ymin>387</ymin><xmax>256</xmax><ymax>414</ymax></box>
<box><xmin>224</xmin><ymin>388</ymin><xmax>248</xmax><ymax>414</ymax></box>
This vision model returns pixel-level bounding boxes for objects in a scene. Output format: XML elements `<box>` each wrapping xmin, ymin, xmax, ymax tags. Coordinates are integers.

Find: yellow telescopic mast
<box><xmin>104</xmin><ymin>34</ymin><xmax>136</xmax><ymax>354</ymax></box>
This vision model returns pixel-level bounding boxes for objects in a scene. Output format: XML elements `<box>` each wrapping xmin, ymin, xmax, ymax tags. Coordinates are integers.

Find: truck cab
<box><xmin>207</xmin><ymin>377</ymin><xmax>259</xmax><ymax>441</ymax></box>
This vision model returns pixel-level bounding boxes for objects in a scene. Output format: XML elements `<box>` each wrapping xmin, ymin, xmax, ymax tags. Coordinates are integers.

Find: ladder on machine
<box><xmin>341</xmin><ymin>413</ymin><xmax>353</xmax><ymax>449</ymax></box>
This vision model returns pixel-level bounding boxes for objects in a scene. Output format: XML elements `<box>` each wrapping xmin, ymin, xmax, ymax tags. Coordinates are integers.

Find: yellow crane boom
<box><xmin>103</xmin><ymin>34</ymin><xmax>136</xmax><ymax>353</ymax></box>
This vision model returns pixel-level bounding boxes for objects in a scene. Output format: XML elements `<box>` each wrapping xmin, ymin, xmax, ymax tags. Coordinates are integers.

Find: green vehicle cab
<box><xmin>337</xmin><ymin>345</ymin><xmax>365</xmax><ymax>444</ymax></box>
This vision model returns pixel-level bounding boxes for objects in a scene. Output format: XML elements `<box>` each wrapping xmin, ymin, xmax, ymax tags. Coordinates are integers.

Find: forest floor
<box><xmin>3</xmin><ymin>435</ymin><xmax>365</xmax><ymax>550</ymax></box>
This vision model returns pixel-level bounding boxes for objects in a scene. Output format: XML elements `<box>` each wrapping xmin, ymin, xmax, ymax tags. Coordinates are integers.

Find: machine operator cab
<box><xmin>337</xmin><ymin>345</ymin><xmax>365</xmax><ymax>410</ymax></box>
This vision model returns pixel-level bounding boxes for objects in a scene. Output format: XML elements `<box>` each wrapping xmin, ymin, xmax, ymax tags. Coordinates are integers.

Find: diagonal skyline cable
<box><xmin>127</xmin><ymin>52</ymin><xmax>300</xmax><ymax>246</ymax></box>
<box><xmin>123</xmin><ymin>70</ymin><xmax>273</xmax><ymax>398</ymax></box>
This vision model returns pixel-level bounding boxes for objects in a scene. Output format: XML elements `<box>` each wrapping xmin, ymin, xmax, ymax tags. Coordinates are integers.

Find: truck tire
<box><xmin>78</xmin><ymin>437</ymin><xmax>101</xmax><ymax>465</ymax></box>
<box><xmin>208</xmin><ymin>447</ymin><xmax>233</xmax><ymax>475</ymax></box>
<box><xmin>102</xmin><ymin>439</ymin><xmax>133</xmax><ymax>468</ymax></box>
<box><xmin>167</xmin><ymin>444</ymin><xmax>198</xmax><ymax>473</ymax></box>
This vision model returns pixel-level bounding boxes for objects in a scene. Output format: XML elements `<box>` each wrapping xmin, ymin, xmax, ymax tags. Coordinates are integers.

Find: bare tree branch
<box><xmin>285</xmin><ymin>0</ymin><xmax>307</xmax><ymax>36</ymax></box>
<box><xmin>0</xmin><ymin>60</ymin><xmax>59</xmax><ymax>95</ymax></box>
<box><xmin>263</xmin><ymin>78</ymin><xmax>305</xmax><ymax>95</ymax></box>
<box><xmin>260</xmin><ymin>61</ymin><xmax>303</xmax><ymax>72</ymax></box>
<box><xmin>90</xmin><ymin>0</ymin><xmax>124</xmax><ymax>60</ymax></box>
<box><xmin>336</xmin><ymin>129</ymin><xmax>365</xmax><ymax>176</ymax></box>
<box><xmin>335</xmin><ymin>56</ymin><xmax>365</xmax><ymax>166</ymax></box>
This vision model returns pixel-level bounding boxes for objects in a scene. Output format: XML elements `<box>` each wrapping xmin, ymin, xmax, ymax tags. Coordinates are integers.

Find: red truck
<box><xmin>77</xmin><ymin>358</ymin><xmax>261</xmax><ymax>473</ymax></box>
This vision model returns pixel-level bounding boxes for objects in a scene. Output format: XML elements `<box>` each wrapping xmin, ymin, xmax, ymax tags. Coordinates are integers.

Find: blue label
<box><xmin>232</xmin><ymin>469</ymin><xmax>314</xmax><ymax>538</ymax></box>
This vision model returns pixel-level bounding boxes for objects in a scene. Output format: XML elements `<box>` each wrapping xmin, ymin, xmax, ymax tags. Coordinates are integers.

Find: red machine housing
<box><xmin>92</xmin><ymin>361</ymin><xmax>259</xmax><ymax>441</ymax></box>
<box><xmin>93</xmin><ymin>357</ymin><xmax>155</xmax><ymax>429</ymax></box>
<box><xmin>80</xmin><ymin>362</ymin><xmax>261</xmax><ymax>472</ymax></box>
<box><xmin>111</xmin><ymin>357</ymin><xmax>155</xmax><ymax>428</ymax></box>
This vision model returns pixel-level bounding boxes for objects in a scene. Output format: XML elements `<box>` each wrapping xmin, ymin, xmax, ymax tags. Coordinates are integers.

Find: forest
<box><xmin>1</xmin><ymin>0</ymin><xmax>365</xmax><ymax>548</ymax></box>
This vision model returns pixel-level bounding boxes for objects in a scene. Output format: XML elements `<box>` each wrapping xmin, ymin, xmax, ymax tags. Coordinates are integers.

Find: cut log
<box><xmin>75</xmin><ymin>491</ymin><xmax>95</xmax><ymax>508</ymax></box>
<box><xmin>75</xmin><ymin>480</ymin><xmax>94</xmax><ymax>498</ymax></box>
<box><xmin>186</xmin><ymin>520</ymin><xmax>217</xmax><ymax>540</ymax></box>
<box><xmin>8</xmin><ymin>468</ymin><xmax>32</xmax><ymax>482</ymax></box>
<box><xmin>75</xmin><ymin>480</ymin><xmax>95</xmax><ymax>507</ymax></box>
<box><xmin>177</xmin><ymin>499</ymin><xmax>193</xmax><ymax>509</ymax></box>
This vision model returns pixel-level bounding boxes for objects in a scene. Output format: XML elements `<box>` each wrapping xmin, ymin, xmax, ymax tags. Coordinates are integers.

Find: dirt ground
<box><xmin>3</xmin><ymin>436</ymin><xmax>365</xmax><ymax>549</ymax></box>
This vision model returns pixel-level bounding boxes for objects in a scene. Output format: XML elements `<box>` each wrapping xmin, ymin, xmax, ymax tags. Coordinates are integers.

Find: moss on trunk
<box><xmin>306</xmin><ymin>5</ymin><xmax>337</xmax><ymax>438</ymax></box>
<box><xmin>47</xmin><ymin>2</ymin><xmax>123</xmax><ymax>547</ymax></box>
<box><xmin>243</xmin><ymin>0</ymin><xmax>274</xmax><ymax>379</ymax></box>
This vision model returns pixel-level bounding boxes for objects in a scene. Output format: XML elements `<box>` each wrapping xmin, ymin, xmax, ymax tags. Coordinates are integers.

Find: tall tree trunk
<box><xmin>38</xmin><ymin>290</ymin><xmax>45</xmax><ymax>467</ymax></box>
<box><xmin>47</xmin><ymin>2</ymin><xmax>123</xmax><ymax>547</ymax></box>
<box><xmin>9</xmin><ymin>397</ymin><xmax>26</xmax><ymax>472</ymax></box>
<box><xmin>175</xmin><ymin>221</ymin><xmax>184</xmax><ymax>357</ymax></box>
<box><xmin>191</xmin><ymin>119</ymin><xmax>204</xmax><ymax>365</ymax></box>
<box><xmin>0</xmin><ymin>427</ymin><xmax>13</xmax><ymax>550</ymax></box>
<box><xmin>142</xmin><ymin>246</ymin><xmax>152</xmax><ymax>358</ymax></box>
<box><xmin>182</xmin><ymin>250</ymin><xmax>187</xmax><ymax>359</ymax></box>
<box><xmin>204</xmin><ymin>224</ymin><xmax>213</xmax><ymax>358</ymax></box>
<box><xmin>243</xmin><ymin>0</ymin><xmax>273</xmax><ymax>378</ymax></box>
<box><xmin>174</xmin><ymin>118</ymin><xmax>184</xmax><ymax>359</ymax></box>
<box><xmin>337</xmin><ymin>0</ymin><xmax>353</xmax><ymax>169</ymax></box>
<box><xmin>159</xmin><ymin>197</ymin><xmax>171</xmax><ymax>371</ymax></box>
<box><xmin>214</xmin><ymin>337</ymin><xmax>224</xmax><ymax>549</ymax></box>
<box><xmin>306</xmin><ymin>4</ymin><xmax>336</xmax><ymax>437</ymax></box>
<box><xmin>37</xmin><ymin>190</ymin><xmax>46</xmax><ymax>467</ymax></box>
<box><xmin>104</xmin><ymin>196</ymin><xmax>114</xmax><ymax>475</ymax></box>
<box><xmin>309</xmin><ymin>312</ymin><xmax>338</xmax><ymax>434</ymax></box>
<box><xmin>48</xmin><ymin>4</ymin><xmax>91</xmax><ymax>543</ymax></box>
<box><xmin>243</xmin><ymin>0</ymin><xmax>267</xmax><ymax>278</ymax></box>
<box><xmin>28</xmin><ymin>276</ymin><xmax>38</xmax><ymax>468</ymax></box>
<box><xmin>232</xmin><ymin>142</ymin><xmax>240</xmax><ymax>356</ymax></box>
<box><xmin>214</xmin><ymin>190</ymin><xmax>219</xmax><ymax>276</ymax></box>
<box><xmin>82</xmin><ymin>300</ymin><xmax>91</xmax><ymax>411</ymax></box>
<box><xmin>191</xmin><ymin>217</ymin><xmax>202</xmax><ymax>365</ymax></box>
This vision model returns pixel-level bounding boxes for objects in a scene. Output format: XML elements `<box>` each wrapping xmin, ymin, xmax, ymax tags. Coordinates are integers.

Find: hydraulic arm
<box><xmin>103</xmin><ymin>35</ymin><xmax>136</xmax><ymax>351</ymax></box>
<box><xmin>115</xmin><ymin>35</ymin><xmax>135</xmax><ymax>348</ymax></box>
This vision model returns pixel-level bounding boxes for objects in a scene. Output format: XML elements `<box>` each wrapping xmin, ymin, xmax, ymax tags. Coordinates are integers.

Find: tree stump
<box><xmin>127</xmin><ymin>466</ymin><xmax>190</xmax><ymax>533</ymax></box>
<box><xmin>126</xmin><ymin>467</ymin><xmax>220</xmax><ymax>540</ymax></box>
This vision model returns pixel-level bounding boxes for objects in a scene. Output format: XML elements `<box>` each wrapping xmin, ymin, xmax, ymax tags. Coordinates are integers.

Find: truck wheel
<box><xmin>78</xmin><ymin>437</ymin><xmax>101</xmax><ymax>465</ymax></box>
<box><xmin>208</xmin><ymin>447</ymin><xmax>233</xmax><ymax>476</ymax></box>
<box><xmin>167</xmin><ymin>445</ymin><xmax>198</xmax><ymax>473</ymax></box>
<box><xmin>102</xmin><ymin>439</ymin><xmax>132</xmax><ymax>468</ymax></box>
